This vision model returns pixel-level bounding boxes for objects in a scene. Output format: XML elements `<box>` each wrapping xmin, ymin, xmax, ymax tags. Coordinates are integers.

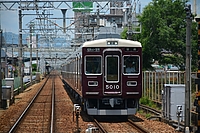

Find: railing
<box><xmin>1</xmin><ymin>75</ymin><xmax>37</xmax><ymax>92</ymax></box>
<box><xmin>142</xmin><ymin>71</ymin><xmax>197</xmax><ymax>104</ymax></box>
<box><xmin>2</xmin><ymin>77</ymin><xmax>21</xmax><ymax>89</ymax></box>
<box><xmin>2</xmin><ymin>72</ymin><xmax>197</xmax><ymax>105</ymax></box>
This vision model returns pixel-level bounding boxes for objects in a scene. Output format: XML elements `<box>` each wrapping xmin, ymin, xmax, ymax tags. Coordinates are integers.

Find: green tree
<box><xmin>122</xmin><ymin>0</ymin><xmax>198</xmax><ymax>70</ymax></box>
<box><xmin>191</xmin><ymin>22</ymin><xmax>199</xmax><ymax>71</ymax></box>
<box><xmin>121</xmin><ymin>27</ymin><xmax>128</xmax><ymax>39</ymax></box>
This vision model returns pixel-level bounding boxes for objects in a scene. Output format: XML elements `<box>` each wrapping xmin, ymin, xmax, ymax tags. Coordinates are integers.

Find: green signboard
<box><xmin>72</xmin><ymin>2</ymin><xmax>93</xmax><ymax>12</ymax></box>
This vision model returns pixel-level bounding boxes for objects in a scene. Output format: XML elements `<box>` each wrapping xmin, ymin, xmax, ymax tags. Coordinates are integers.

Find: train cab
<box><xmin>82</xmin><ymin>39</ymin><xmax>142</xmax><ymax>115</ymax></box>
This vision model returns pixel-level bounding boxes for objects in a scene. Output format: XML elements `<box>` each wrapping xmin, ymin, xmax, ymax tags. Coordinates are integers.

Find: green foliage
<box><xmin>120</xmin><ymin>26</ymin><xmax>141</xmax><ymax>41</ymax></box>
<box><xmin>145</xmin><ymin>113</ymin><xmax>151</xmax><ymax>118</ymax></box>
<box><xmin>14</xmin><ymin>68</ymin><xmax>18</xmax><ymax>77</ymax></box>
<box><xmin>32</xmin><ymin>72</ymin><xmax>36</xmax><ymax>75</ymax></box>
<box><xmin>140</xmin><ymin>97</ymin><xmax>157</xmax><ymax>108</ymax></box>
<box><xmin>191</xmin><ymin>22</ymin><xmax>199</xmax><ymax>71</ymax></box>
<box><xmin>23</xmin><ymin>84</ymin><xmax>26</xmax><ymax>89</ymax></box>
<box><xmin>138</xmin><ymin>0</ymin><xmax>188</xmax><ymax>69</ymax></box>
<box><xmin>121</xmin><ymin>27</ymin><xmax>128</xmax><ymax>39</ymax></box>
<box><xmin>159</xmin><ymin>54</ymin><xmax>184</xmax><ymax>67</ymax></box>
<box><xmin>121</xmin><ymin>0</ymin><xmax>198</xmax><ymax>70</ymax></box>
<box><xmin>138</xmin><ymin>109</ymin><xmax>144</xmax><ymax>114</ymax></box>
<box><xmin>140</xmin><ymin>97</ymin><xmax>152</xmax><ymax>105</ymax></box>
<box><xmin>32</xmin><ymin>64</ymin><xmax>37</xmax><ymax>71</ymax></box>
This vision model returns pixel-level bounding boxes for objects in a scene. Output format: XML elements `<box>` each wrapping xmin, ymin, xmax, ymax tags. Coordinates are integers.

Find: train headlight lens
<box><xmin>88</xmin><ymin>81</ymin><xmax>98</xmax><ymax>86</ymax></box>
<box><xmin>127</xmin><ymin>81</ymin><xmax>137</xmax><ymax>86</ymax></box>
<box><xmin>125</xmin><ymin>48</ymin><xmax>138</xmax><ymax>51</ymax></box>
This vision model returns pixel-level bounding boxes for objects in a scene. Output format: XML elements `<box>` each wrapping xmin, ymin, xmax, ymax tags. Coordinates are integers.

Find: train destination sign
<box><xmin>87</xmin><ymin>48</ymin><xmax>100</xmax><ymax>52</ymax></box>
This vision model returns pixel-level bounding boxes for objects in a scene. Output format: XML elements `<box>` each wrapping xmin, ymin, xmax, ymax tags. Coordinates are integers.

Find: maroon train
<box><xmin>61</xmin><ymin>38</ymin><xmax>142</xmax><ymax>115</ymax></box>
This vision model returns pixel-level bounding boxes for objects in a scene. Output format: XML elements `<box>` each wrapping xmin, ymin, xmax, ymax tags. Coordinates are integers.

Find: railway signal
<box><xmin>73</xmin><ymin>104</ymin><xmax>81</xmax><ymax>133</ymax></box>
<box><xmin>176</xmin><ymin>105</ymin><xmax>183</xmax><ymax>131</ymax></box>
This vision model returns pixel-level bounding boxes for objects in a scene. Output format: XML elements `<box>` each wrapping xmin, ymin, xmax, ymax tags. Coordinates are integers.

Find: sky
<box><xmin>0</xmin><ymin>0</ymin><xmax>152</xmax><ymax>34</ymax></box>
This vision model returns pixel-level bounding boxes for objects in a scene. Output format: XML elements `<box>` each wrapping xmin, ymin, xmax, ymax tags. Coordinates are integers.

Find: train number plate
<box><xmin>106</xmin><ymin>84</ymin><xmax>120</xmax><ymax>90</ymax></box>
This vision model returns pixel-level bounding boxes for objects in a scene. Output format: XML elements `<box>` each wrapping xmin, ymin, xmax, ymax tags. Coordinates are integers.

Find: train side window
<box><xmin>123</xmin><ymin>56</ymin><xmax>139</xmax><ymax>74</ymax></box>
<box><xmin>85</xmin><ymin>56</ymin><xmax>101</xmax><ymax>74</ymax></box>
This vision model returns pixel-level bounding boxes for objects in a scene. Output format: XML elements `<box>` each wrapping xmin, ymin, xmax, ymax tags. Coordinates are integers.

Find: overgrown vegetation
<box><xmin>140</xmin><ymin>97</ymin><xmax>159</xmax><ymax>110</ymax></box>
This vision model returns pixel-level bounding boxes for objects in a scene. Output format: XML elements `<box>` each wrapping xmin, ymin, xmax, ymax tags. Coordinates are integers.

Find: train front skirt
<box><xmin>85</xmin><ymin>98</ymin><xmax>139</xmax><ymax>115</ymax></box>
<box><xmin>87</xmin><ymin>108</ymin><xmax>137</xmax><ymax>115</ymax></box>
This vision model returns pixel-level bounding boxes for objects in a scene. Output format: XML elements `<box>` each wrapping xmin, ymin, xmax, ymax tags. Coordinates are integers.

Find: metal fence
<box><xmin>2</xmin><ymin>77</ymin><xmax>22</xmax><ymax>90</ymax></box>
<box><xmin>142</xmin><ymin>71</ymin><xmax>197</xmax><ymax>103</ymax></box>
<box><xmin>1</xmin><ymin>72</ymin><xmax>197</xmax><ymax>104</ymax></box>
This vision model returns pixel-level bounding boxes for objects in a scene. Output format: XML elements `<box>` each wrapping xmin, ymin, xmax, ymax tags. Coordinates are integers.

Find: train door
<box><xmin>103</xmin><ymin>49</ymin><xmax>122</xmax><ymax>95</ymax></box>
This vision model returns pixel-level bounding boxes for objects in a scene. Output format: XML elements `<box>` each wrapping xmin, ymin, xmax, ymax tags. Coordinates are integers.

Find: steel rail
<box><xmin>139</xmin><ymin>104</ymin><xmax>186</xmax><ymax>131</ymax></box>
<box><xmin>128</xmin><ymin>119</ymin><xmax>150</xmax><ymax>133</ymax></box>
<box><xmin>93</xmin><ymin>119</ymin><xmax>108</xmax><ymax>133</ymax></box>
<box><xmin>8</xmin><ymin>75</ymin><xmax>50</xmax><ymax>133</ymax></box>
<box><xmin>50</xmin><ymin>74</ymin><xmax>55</xmax><ymax>133</ymax></box>
<box><xmin>139</xmin><ymin>104</ymin><xmax>161</xmax><ymax>116</ymax></box>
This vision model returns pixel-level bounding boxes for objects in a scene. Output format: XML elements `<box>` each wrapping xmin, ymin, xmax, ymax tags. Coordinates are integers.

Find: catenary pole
<box><xmin>0</xmin><ymin>29</ymin><xmax>2</xmax><ymax>107</ymax></box>
<box><xmin>195</xmin><ymin>15</ymin><xmax>200</xmax><ymax>133</ymax></box>
<box><xmin>185</xmin><ymin>4</ymin><xmax>192</xmax><ymax>130</ymax></box>
<box><xmin>29</xmin><ymin>22</ymin><xmax>33</xmax><ymax>85</ymax></box>
<box><xmin>19</xmin><ymin>9</ymin><xmax>24</xmax><ymax>92</ymax></box>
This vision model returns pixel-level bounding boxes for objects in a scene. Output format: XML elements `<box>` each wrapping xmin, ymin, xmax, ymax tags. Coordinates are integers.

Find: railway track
<box><xmin>91</xmin><ymin>116</ymin><xmax>150</xmax><ymax>133</ymax></box>
<box><xmin>139</xmin><ymin>104</ymin><xmax>161</xmax><ymax>116</ymax></box>
<box><xmin>8</xmin><ymin>73</ymin><xmax>56</xmax><ymax>133</ymax></box>
<box><xmin>63</xmin><ymin>80</ymin><xmax>152</xmax><ymax>133</ymax></box>
<box><xmin>93</xmin><ymin>118</ymin><xmax>107</xmax><ymax>133</ymax></box>
<box><xmin>0</xmin><ymin>71</ymin><xmax>182</xmax><ymax>133</ymax></box>
<box><xmin>139</xmin><ymin>104</ymin><xmax>186</xmax><ymax>131</ymax></box>
<box><xmin>127</xmin><ymin>119</ymin><xmax>149</xmax><ymax>133</ymax></box>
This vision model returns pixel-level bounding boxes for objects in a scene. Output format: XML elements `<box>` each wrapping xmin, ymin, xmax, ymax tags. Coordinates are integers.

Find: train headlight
<box><xmin>88</xmin><ymin>81</ymin><xmax>98</xmax><ymax>86</ymax></box>
<box><xmin>125</xmin><ymin>47</ymin><xmax>138</xmax><ymax>51</ymax></box>
<box><xmin>127</xmin><ymin>81</ymin><xmax>137</xmax><ymax>86</ymax></box>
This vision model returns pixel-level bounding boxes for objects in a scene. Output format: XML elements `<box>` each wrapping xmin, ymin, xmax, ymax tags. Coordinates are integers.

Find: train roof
<box><xmin>82</xmin><ymin>38</ymin><xmax>141</xmax><ymax>48</ymax></box>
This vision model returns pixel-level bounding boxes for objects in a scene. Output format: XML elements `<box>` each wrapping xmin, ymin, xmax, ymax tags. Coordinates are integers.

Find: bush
<box><xmin>140</xmin><ymin>97</ymin><xmax>156</xmax><ymax>108</ymax></box>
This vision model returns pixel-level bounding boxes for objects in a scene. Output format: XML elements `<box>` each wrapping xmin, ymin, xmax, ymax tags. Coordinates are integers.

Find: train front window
<box><xmin>124</xmin><ymin>56</ymin><xmax>140</xmax><ymax>74</ymax></box>
<box><xmin>85</xmin><ymin>56</ymin><xmax>101</xmax><ymax>74</ymax></box>
<box><xmin>106</xmin><ymin>56</ymin><xmax>119</xmax><ymax>82</ymax></box>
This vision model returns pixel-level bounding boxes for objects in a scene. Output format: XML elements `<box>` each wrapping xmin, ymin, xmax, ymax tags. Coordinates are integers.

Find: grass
<box><xmin>139</xmin><ymin>97</ymin><xmax>161</xmax><ymax>118</ymax></box>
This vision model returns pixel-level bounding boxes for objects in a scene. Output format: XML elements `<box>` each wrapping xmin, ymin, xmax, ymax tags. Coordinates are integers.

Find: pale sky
<box><xmin>0</xmin><ymin>0</ymin><xmax>152</xmax><ymax>34</ymax></box>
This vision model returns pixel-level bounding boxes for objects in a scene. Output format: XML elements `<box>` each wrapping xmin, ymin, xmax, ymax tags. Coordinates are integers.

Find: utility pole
<box><xmin>185</xmin><ymin>4</ymin><xmax>192</xmax><ymax>132</ymax></box>
<box><xmin>194</xmin><ymin>14</ymin><xmax>200</xmax><ymax>133</ymax></box>
<box><xmin>19</xmin><ymin>9</ymin><xmax>24</xmax><ymax>92</ymax></box>
<box><xmin>127</xmin><ymin>2</ymin><xmax>132</xmax><ymax>40</ymax></box>
<box><xmin>36</xmin><ymin>34</ymin><xmax>39</xmax><ymax>72</ymax></box>
<box><xmin>0</xmin><ymin>29</ymin><xmax>2</xmax><ymax>107</ymax></box>
<box><xmin>11</xmin><ymin>36</ymin><xmax>14</xmax><ymax>78</ymax></box>
<box><xmin>97</xmin><ymin>5</ymin><xmax>100</xmax><ymax>35</ymax></box>
<box><xmin>5</xmin><ymin>32</ymin><xmax>8</xmax><ymax>78</ymax></box>
<box><xmin>193</xmin><ymin>0</ymin><xmax>196</xmax><ymax>15</ymax></box>
<box><xmin>29</xmin><ymin>22</ymin><xmax>34</xmax><ymax>85</ymax></box>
